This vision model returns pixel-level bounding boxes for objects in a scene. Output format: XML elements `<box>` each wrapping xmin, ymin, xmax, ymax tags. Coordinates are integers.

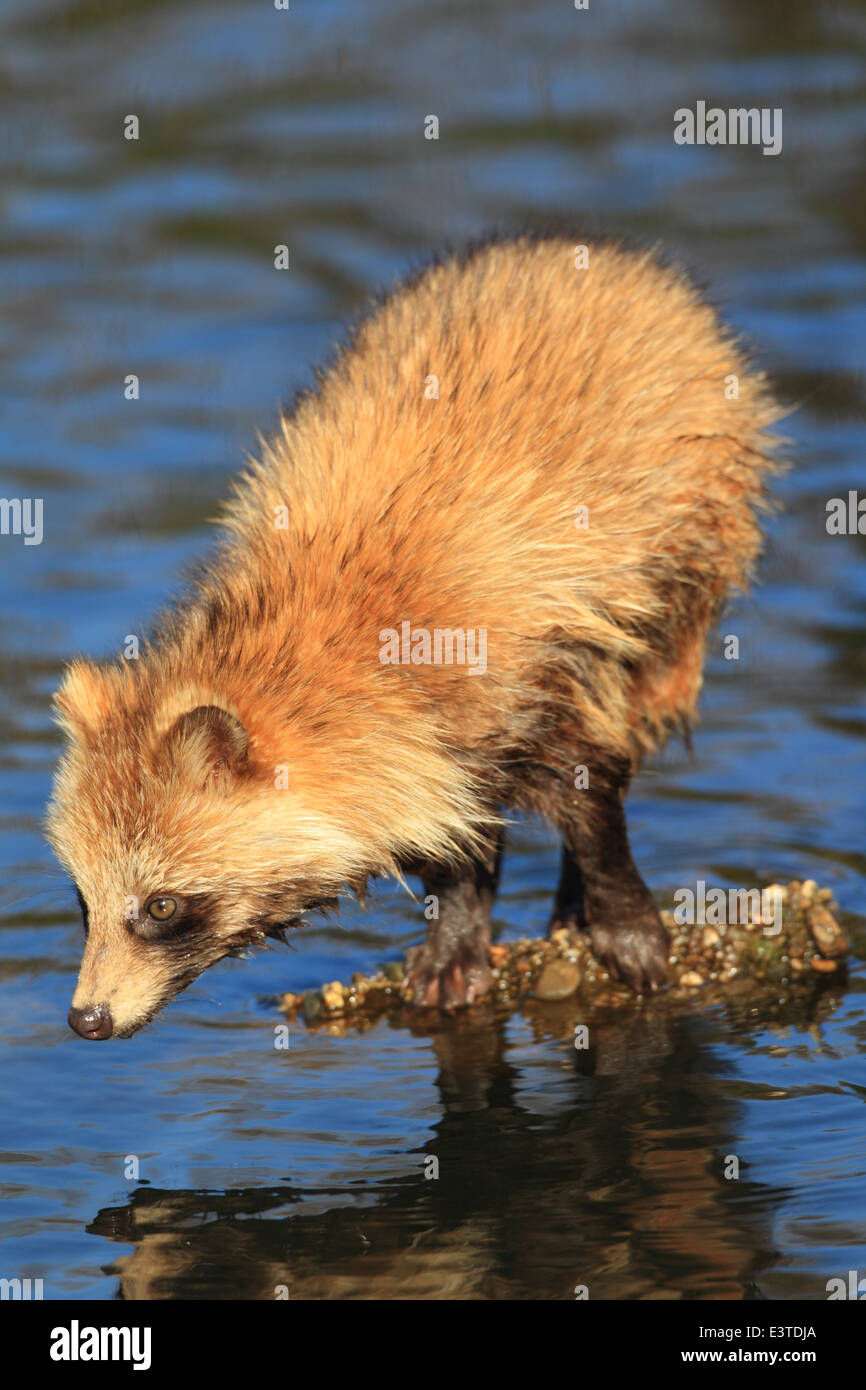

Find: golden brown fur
<box><xmin>47</xmin><ymin>236</ymin><xmax>783</xmax><ymax>1035</ymax></box>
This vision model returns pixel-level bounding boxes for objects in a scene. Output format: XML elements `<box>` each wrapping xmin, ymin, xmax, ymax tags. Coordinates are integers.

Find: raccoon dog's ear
<box><xmin>164</xmin><ymin>705</ymin><xmax>250</xmax><ymax>791</ymax></box>
<box><xmin>54</xmin><ymin>661</ymin><xmax>120</xmax><ymax>741</ymax></box>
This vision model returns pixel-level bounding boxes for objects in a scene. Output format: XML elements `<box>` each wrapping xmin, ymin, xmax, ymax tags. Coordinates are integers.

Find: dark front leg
<box><xmin>564</xmin><ymin>774</ymin><xmax>669</xmax><ymax>993</ymax></box>
<box><xmin>405</xmin><ymin>835</ymin><xmax>503</xmax><ymax>1011</ymax></box>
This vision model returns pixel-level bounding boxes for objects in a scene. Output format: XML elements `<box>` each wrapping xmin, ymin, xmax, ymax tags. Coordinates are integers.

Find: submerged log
<box><xmin>278</xmin><ymin>879</ymin><xmax>852</xmax><ymax>1033</ymax></box>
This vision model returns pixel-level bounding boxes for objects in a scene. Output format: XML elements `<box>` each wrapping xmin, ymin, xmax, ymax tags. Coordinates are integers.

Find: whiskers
<box><xmin>0</xmin><ymin>876</ymin><xmax>80</xmax><ymax>926</ymax></box>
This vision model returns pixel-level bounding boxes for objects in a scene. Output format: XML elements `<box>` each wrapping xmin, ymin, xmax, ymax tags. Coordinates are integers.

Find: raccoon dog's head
<box><xmin>46</xmin><ymin>661</ymin><xmax>356</xmax><ymax>1039</ymax></box>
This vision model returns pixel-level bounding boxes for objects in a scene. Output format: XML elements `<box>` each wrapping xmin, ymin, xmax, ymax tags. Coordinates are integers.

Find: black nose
<box><xmin>68</xmin><ymin>1004</ymin><xmax>113</xmax><ymax>1040</ymax></box>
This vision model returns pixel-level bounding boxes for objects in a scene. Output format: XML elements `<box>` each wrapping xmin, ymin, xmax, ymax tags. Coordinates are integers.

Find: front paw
<box><xmin>405</xmin><ymin>940</ymin><xmax>492</xmax><ymax>1011</ymax></box>
<box><xmin>588</xmin><ymin>909</ymin><xmax>669</xmax><ymax>994</ymax></box>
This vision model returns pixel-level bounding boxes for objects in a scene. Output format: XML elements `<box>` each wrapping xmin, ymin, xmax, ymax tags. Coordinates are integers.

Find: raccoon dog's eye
<box><xmin>146</xmin><ymin>896</ymin><xmax>178</xmax><ymax>922</ymax></box>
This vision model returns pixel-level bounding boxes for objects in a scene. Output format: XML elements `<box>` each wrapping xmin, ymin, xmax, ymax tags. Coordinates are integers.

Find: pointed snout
<box><xmin>68</xmin><ymin>1003</ymin><xmax>114</xmax><ymax>1040</ymax></box>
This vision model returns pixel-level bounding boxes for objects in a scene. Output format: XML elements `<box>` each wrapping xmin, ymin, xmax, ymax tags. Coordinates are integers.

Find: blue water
<box><xmin>0</xmin><ymin>0</ymin><xmax>864</xmax><ymax>1299</ymax></box>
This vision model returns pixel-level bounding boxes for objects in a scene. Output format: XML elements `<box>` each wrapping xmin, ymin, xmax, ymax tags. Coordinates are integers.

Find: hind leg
<box><xmin>405</xmin><ymin>833</ymin><xmax>503</xmax><ymax>1011</ymax></box>
<box><xmin>549</xmin><ymin>843</ymin><xmax>585</xmax><ymax>933</ymax></box>
<box><xmin>557</xmin><ymin>764</ymin><xmax>669</xmax><ymax>993</ymax></box>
